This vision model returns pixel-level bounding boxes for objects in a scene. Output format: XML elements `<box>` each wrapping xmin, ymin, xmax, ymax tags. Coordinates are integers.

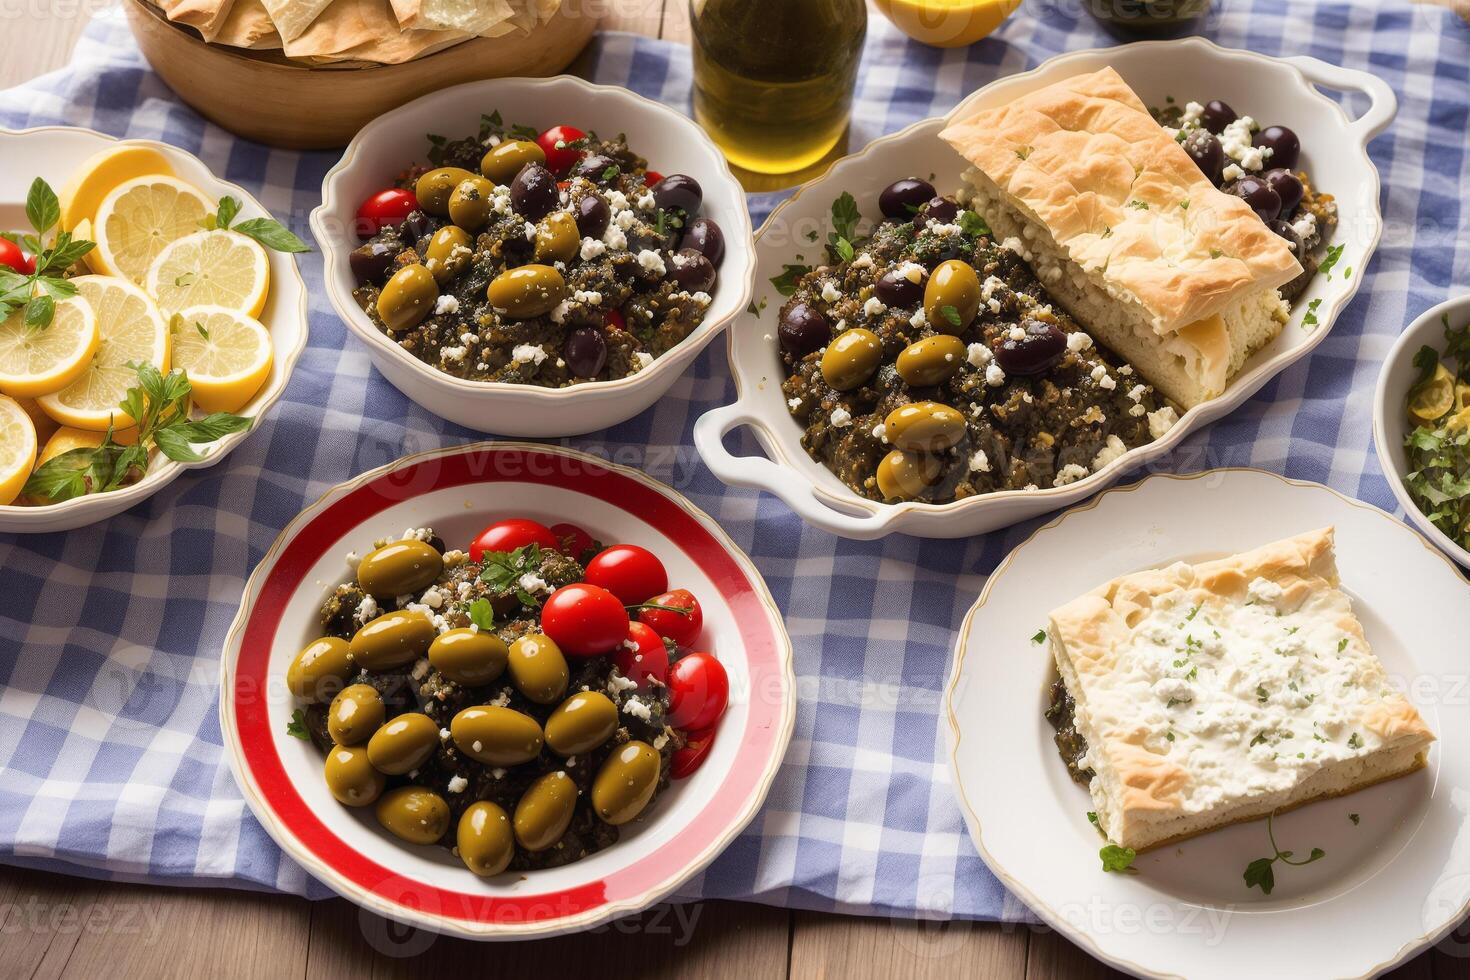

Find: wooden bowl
<box><xmin>123</xmin><ymin>0</ymin><xmax>600</xmax><ymax>149</ymax></box>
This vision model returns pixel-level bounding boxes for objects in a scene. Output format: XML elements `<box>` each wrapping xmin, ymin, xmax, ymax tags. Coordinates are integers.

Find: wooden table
<box><xmin>0</xmin><ymin>4</ymin><xmax>1462</xmax><ymax>978</ymax></box>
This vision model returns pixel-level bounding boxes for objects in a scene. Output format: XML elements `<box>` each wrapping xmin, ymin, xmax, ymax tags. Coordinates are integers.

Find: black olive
<box><xmin>349</xmin><ymin>242</ymin><xmax>395</xmax><ymax>285</ymax></box>
<box><xmin>875</xmin><ymin>266</ymin><xmax>924</xmax><ymax>308</ymax></box>
<box><xmin>651</xmin><ymin>174</ymin><xmax>702</xmax><ymax>214</ymax></box>
<box><xmin>994</xmin><ymin>319</ymin><xmax>1067</xmax><ymax>376</ymax></box>
<box><xmin>915</xmin><ymin>196</ymin><xmax>959</xmax><ymax>227</ymax></box>
<box><xmin>878</xmin><ymin>178</ymin><xmax>935</xmax><ymax>220</ymax></box>
<box><xmin>1182</xmin><ymin>130</ymin><xmax>1224</xmax><ymax>185</ymax></box>
<box><xmin>669</xmin><ymin>248</ymin><xmax>716</xmax><ymax>293</ymax></box>
<box><xmin>778</xmin><ymin>302</ymin><xmax>830</xmax><ymax>358</ymax></box>
<box><xmin>572</xmin><ymin>154</ymin><xmax>622</xmax><ymax>186</ymax></box>
<box><xmin>510</xmin><ymin>163</ymin><xmax>559</xmax><ymax>221</ymax></box>
<box><xmin>402</xmin><ymin>210</ymin><xmax>435</xmax><ymax>243</ymax></box>
<box><xmin>575</xmin><ymin>194</ymin><xmax>610</xmax><ymax>239</ymax></box>
<box><xmin>1228</xmin><ymin>175</ymin><xmax>1282</xmax><ymax>223</ymax></box>
<box><xmin>1200</xmin><ymin>99</ymin><xmax>1237</xmax><ymax>134</ymax></box>
<box><xmin>1262</xmin><ymin>168</ymin><xmax>1304</xmax><ymax>217</ymax></box>
<box><xmin>1255</xmin><ymin>125</ymin><xmax>1300</xmax><ymax>171</ymax></box>
<box><xmin>1268</xmin><ymin>219</ymin><xmax>1304</xmax><ymax>258</ymax></box>
<box><xmin>680</xmin><ymin>217</ymin><xmax>725</xmax><ymax>267</ymax></box>
<box><xmin>563</xmin><ymin>326</ymin><xmax>608</xmax><ymax>378</ymax></box>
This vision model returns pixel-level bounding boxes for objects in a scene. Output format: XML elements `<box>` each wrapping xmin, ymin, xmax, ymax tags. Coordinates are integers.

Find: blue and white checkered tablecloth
<box><xmin>1</xmin><ymin>0</ymin><xmax>1466</xmax><ymax>921</ymax></box>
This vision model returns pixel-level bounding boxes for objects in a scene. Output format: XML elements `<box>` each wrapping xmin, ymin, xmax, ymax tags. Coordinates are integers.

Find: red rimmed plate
<box><xmin>220</xmin><ymin>442</ymin><xmax>796</xmax><ymax>939</ymax></box>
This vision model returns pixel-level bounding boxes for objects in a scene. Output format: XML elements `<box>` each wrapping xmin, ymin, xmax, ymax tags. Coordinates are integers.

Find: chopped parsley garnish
<box><xmin>1243</xmin><ymin>811</ymin><xmax>1325</xmax><ymax>894</ymax></box>
<box><xmin>1186</xmin><ymin>604</ymin><xmax>1201</xmax><ymax>621</ymax></box>
<box><xmin>1337</xmin><ymin>637</ymin><xmax>1349</xmax><ymax>653</ymax></box>
<box><xmin>1178</xmin><ymin>200</ymin><xmax>1189</xmax><ymax>210</ymax></box>
<box><xmin>1100</xmin><ymin>844</ymin><xmax>1138</xmax><ymax>874</ymax></box>
<box><xmin>940</xmin><ymin>305</ymin><xmax>962</xmax><ymax>328</ymax></box>
<box><xmin>1317</xmin><ymin>243</ymin><xmax>1345</xmax><ymax>278</ymax></box>
<box><xmin>1349</xmin><ymin>813</ymin><xmax>1360</xmax><ymax>825</ymax></box>
<box><xmin>1209</xmin><ymin>248</ymin><xmax>1224</xmax><ymax>259</ymax></box>
<box><xmin>1030</xmin><ymin>629</ymin><xmax>1047</xmax><ymax>644</ymax></box>
<box><xmin>1016</xmin><ymin>146</ymin><xmax>1032</xmax><ymax>161</ymax></box>
<box><xmin>826</xmin><ymin>192</ymin><xmax>861</xmax><ymax>263</ymax></box>
<box><xmin>746</xmin><ymin>300</ymin><xmax>761</xmax><ymax>318</ymax></box>
<box><xmin>468</xmin><ymin>598</ymin><xmax>495</xmax><ymax>631</ymax></box>
<box><xmin>601</xmin><ymin>164</ymin><xmax>621</xmax><ymax>181</ymax></box>
<box><xmin>1348</xmin><ymin>732</ymin><xmax>1363</xmax><ymax>749</ymax></box>
<box><xmin>286</xmin><ymin>709</ymin><xmax>310</xmax><ymax>741</ymax></box>
<box><xmin>957</xmin><ymin>210</ymin><xmax>990</xmax><ymax>237</ymax></box>
<box><xmin>769</xmin><ymin>263</ymin><xmax>812</xmax><ymax>296</ymax></box>
<box><xmin>1126</xmin><ymin>200</ymin><xmax>1149</xmax><ymax>210</ymax></box>
<box><xmin>1256</xmin><ymin>685</ymin><xmax>1269</xmax><ymax>703</ymax></box>
<box><xmin>1086</xmin><ymin>811</ymin><xmax>1103</xmax><ymax>836</ymax></box>
<box><xmin>1402</xmin><ymin>315</ymin><xmax>1470</xmax><ymax>552</ymax></box>
<box><xmin>1301</xmin><ymin>297</ymin><xmax>1323</xmax><ymax>329</ymax></box>
<box><xmin>479</xmin><ymin>543</ymin><xmax>546</xmax><ymax>607</ymax></box>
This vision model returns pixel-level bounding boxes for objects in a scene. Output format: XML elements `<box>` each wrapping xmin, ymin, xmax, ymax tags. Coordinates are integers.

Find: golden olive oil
<box><xmin>690</xmin><ymin>0</ymin><xmax>866</xmax><ymax>176</ymax></box>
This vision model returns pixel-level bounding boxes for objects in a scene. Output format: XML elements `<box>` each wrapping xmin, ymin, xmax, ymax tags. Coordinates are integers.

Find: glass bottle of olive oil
<box><xmin>690</xmin><ymin>0</ymin><xmax>867</xmax><ymax>176</ymax></box>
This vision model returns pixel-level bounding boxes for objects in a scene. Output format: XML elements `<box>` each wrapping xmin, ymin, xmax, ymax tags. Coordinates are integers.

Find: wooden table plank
<box><xmin>789</xmin><ymin>910</ymin><xmax>1027</xmax><ymax>980</ymax></box>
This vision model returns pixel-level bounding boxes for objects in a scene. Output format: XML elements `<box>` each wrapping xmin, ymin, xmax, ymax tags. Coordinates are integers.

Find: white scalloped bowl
<box><xmin>0</xmin><ymin>127</ymin><xmax>308</xmax><ymax>534</ymax></box>
<box><xmin>694</xmin><ymin>39</ymin><xmax>1395</xmax><ymax>539</ymax></box>
<box><xmin>312</xmin><ymin>76</ymin><xmax>755</xmax><ymax>438</ymax></box>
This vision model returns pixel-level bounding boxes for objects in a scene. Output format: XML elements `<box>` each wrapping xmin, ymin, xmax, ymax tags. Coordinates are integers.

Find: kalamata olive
<box><xmin>1268</xmin><ymin>219</ymin><xmax>1304</xmax><ymax>258</ymax></box>
<box><xmin>1182</xmin><ymin>130</ymin><xmax>1224</xmax><ymax>185</ymax></box>
<box><xmin>401</xmin><ymin>210</ymin><xmax>434</xmax><ymax>243</ymax></box>
<box><xmin>572</xmin><ymin>154</ymin><xmax>622</xmax><ymax>185</ymax></box>
<box><xmin>1262</xmin><ymin>168</ymin><xmax>1304</xmax><ymax>216</ymax></box>
<box><xmin>995</xmin><ymin>318</ymin><xmax>1068</xmax><ymax>376</ymax></box>
<box><xmin>778</xmin><ymin>301</ymin><xmax>830</xmax><ymax>358</ymax></box>
<box><xmin>652</xmin><ymin>174</ymin><xmax>703</xmax><ymax>214</ymax></box>
<box><xmin>1256</xmin><ymin>125</ymin><xmax>1300</xmax><ymax>171</ymax></box>
<box><xmin>915</xmin><ymin>196</ymin><xmax>958</xmax><ymax>227</ymax></box>
<box><xmin>349</xmin><ymin>242</ymin><xmax>394</xmax><ymax>285</ymax></box>
<box><xmin>680</xmin><ymin>217</ymin><xmax>725</xmax><ymax>267</ymax></box>
<box><xmin>563</xmin><ymin>326</ymin><xmax>608</xmax><ymax>378</ymax></box>
<box><xmin>876</xmin><ymin>264</ymin><xmax>925</xmax><ymax>308</ymax></box>
<box><xmin>1200</xmin><ymin>99</ymin><xmax>1237</xmax><ymax>134</ymax></box>
<box><xmin>1228</xmin><ymin>175</ymin><xmax>1282</xmax><ymax>223</ymax></box>
<box><xmin>575</xmin><ymin>193</ymin><xmax>611</xmax><ymax>239</ymax></box>
<box><xmin>510</xmin><ymin>163</ymin><xmax>559</xmax><ymax>221</ymax></box>
<box><xmin>669</xmin><ymin>248</ymin><xmax>716</xmax><ymax>293</ymax></box>
<box><xmin>878</xmin><ymin>177</ymin><xmax>936</xmax><ymax>220</ymax></box>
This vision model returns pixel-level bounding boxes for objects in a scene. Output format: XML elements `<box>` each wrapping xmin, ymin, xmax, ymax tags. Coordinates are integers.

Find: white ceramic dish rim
<box><xmin>944</xmin><ymin>468</ymin><xmax>1470</xmax><ymax>979</ymax></box>
<box><xmin>0</xmin><ymin>125</ymin><xmax>309</xmax><ymax>527</ymax></box>
<box><xmin>694</xmin><ymin>38</ymin><xmax>1394</xmax><ymax>538</ymax></box>
<box><xmin>310</xmin><ymin>74</ymin><xmax>756</xmax><ymax>403</ymax></box>
<box><xmin>1372</xmin><ymin>293</ymin><xmax>1470</xmax><ymax>569</ymax></box>
<box><xmin>217</xmin><ymin>440</ymin><xmax>797</xmax><ymax>940</ymax></box>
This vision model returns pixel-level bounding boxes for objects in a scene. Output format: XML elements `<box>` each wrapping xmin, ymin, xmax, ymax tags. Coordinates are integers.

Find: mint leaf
<box><xmin>23</xmin><ymin>294</ymin><xmax>53</xmax><ymax>328</ymax></box>
<box><xmin>1031</xmin><ymin>629</ymin><xmax>1046</xmax><ymax>644</ymax></box>
<box><xmin>1100</xmin><ymin>844</ymin><xmax>1137</xmax><ymax>874</ymax></box>
<box><xmin>769</xmin><ymin>264</ymin><xmax>812</xmax><ymax>297</ymax></box>
<box><xmin>830</xmin><ymin>191</ymin><xmax>860</xmax><ymax>242</ymax></box>
<box><xmin>958</xmin><ymin>210</ymin><xmax>990</xmax><ymax>237</ymax></box>
<box><xmin>25</xmin><ymin>177</ymin><xmax>60</xmax><ymax>237</ymax></box>
<box><xmin>231</xmin><ymin>217</ymin><xmax>311</xmax><ymax>253</ymax></box>
<box><xmin>216</xmin><ymin>196</ymin><xmax>240</xmax><ymax>230</ymax></box>
<box><xmin>1243</xmin><ymin>857</ymin><xmax>1275</xmax><ymax>894</ymax></box>
<box><xmin>1317</xmin><ymin>243</ymin><xmax>1345</xmax><ymax>278</ymax></box>
<box><xmin>468</xmin><ymin>597</ymin><xmax>494</xmax><ymax>631</ymax></box>
<box><xmin>286</xmin><ymin>708</ymin><xmax>310</xmax><ymax>740</ymax></box>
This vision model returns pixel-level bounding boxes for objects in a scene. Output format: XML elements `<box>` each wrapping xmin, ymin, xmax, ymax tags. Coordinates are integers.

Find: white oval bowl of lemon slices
<box><xmin>0</xmin><ymin>126</ymin><xmax>309</xmax><ymax>533</ymax></box>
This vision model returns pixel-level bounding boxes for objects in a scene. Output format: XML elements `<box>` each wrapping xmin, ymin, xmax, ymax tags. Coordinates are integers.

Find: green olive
<box><xmin>327</xmin><ymin>683</ymin><xmax>385</xmax><ymax>746</ymax></box>
<box><xmin>514</xmin><ymin>771</ymin><xmax>577</xmax><ymax>852</ymax></box>
<box><xmin>924</xmin><ymin>259</ymin><xmax>981</xmax><ymax>334</ymax></box>
<box><xmin>591</xmin><ymin>740</ymin><xmax>660</xmax><ymax>826</ymax></box>
<box><xmin>356</xmin><ymin>539</ymin><xmax>443</xmax><ymax>599</ymax></box>
<box><xmin>365</xmin><ymin>711</ymin><xmax>439</xmax><ymax>775</ymax></box>
<box><xmin>480</xmin><ymin>139</ymin><xmax>546</xmax><ymax>184</ymax></box>
<box><xmin>544</xmin><ymin>691</ymin><xmax>618</xmax><ymax>757</ymax></box>
<box><xmin>349</xmin><ymin>610</ymin><xmax>435</xmax><ymax>672</ymax></box>
<box><xmin>448</xmin><ymin>176</ymin><xmax>495</xmax><ymax>233</ymax></box>
<box><xmin>875</xmin><ymin>449</ymin><xmax>943</xmax><ymax>501</ymax></box>
<box><xmin>457</xmin><ymin>801</ymin><xmax>514</xmax><ymax>877</ymax></box>
<box><xmin>428</xmin><ymin>628</ymin><xmax>508</xmax><ymax>687</ymax></box>
<box><xmin>323</xmin><ymin>745</ymin><xmax>385</xmax><ymax>807</ymax></box>
<box><xmin>375</xmin><ymin>786</ymin><xmax>450</xmax><ymax>845</ymax></box>
<box><xmin>533</xmin><ymin>211</ymin><xmax>579</xmax><ymax>264</ymax></box>
<box><xmin>507</xmin><ymin>633</ymin><xmax>569</xmax><ymax>705</ymax></box>
<box><xmin>486</xmin><ymin>264</ymin><xmax>566</xmax><ymax>320</ymax></box>
<box><xmin>883</xmin><ymin>401</ymin><xmax>967</xmax><ymax>452</ymax></box>
<box><xmin>414</xmin><ymin>167</ymin><xmax>475</xmax><ymax>216</ymax></box>
<box><xmin>820</xmin><ymin>327</ymin><xmax>883</xmax><ymax>390</ymax></box>
<box><xmin>286</xmin><ymin>636</ymin><xmax>353</xmax><ymax>703</ymax></box>
<box><xmin>896</xmin><ymin>335</ymin><xmax>966</xmax><ymax>387</ymax></box>
<box><xmin>425</xmin><ymin>226</ymin><xmax>473</xmax><ymax>284</ymax></box>
<box><xmin>450</xmin><ymin>705</ymin><xmax>544</xmax><ymax>766</ymax></box>
<box><xmin>376</xmin><ymin>263</ymin><xmax>439</xmax><ymax>332</ymax></box>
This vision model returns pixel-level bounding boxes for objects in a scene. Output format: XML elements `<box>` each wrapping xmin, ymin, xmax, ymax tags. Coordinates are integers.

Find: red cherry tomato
<box><xmin>470</xmin><ymin>518</ymin><xmax>559</xmax><ymax>561</ymax></box>
<box><xmin>550</xmin><ymin>522</ymin><xmax>594</xmax><ymax>559</ymax></box>
<box><xmin>354</xmin><ymin>187</ymin><xmax>418</xmax><ymax>238</ymax></box>
<box><xmin>584</xmin><ymin>544</ymin><xmax>668</xmax><ymax>604</ymax></box>
<box><xmin>541</xmin><ymin>583</ymin><xmax>629</xmax><ymax>657</ymax></box>
<box><xmin>671</xmin><ymin>727</ymin><xmax>716</xmax><ymax>779</ymax></box>
<box><xmin>637</xmin><ymin>589</ymin><xmax>703</xmax><ymax>649</ymax></box>
<box><xmin>536</xmin><ymin>125</ymin><xmax>587</xmax><ymax>176</ymax></box>
<box><xmin>603</xmin><ymin>309</ymin><xmax>627</xmax><ymax>332</ymax></box>
<box><xmin>668</xmin><ymin>651</ymin><xmax>728</xmax><ymax>731</ymax></box>
<box><xmin>643</xmin><ymin>170</ymin><xmax>664</xmax><ymax>188</ymax></box>
<box><xmin>613</xmin><ymin>622</ymin><xmax>669</xmax><ymax>688</ymax></box>
<box><xmin>0</xmin><ymin>237</ymin><xmax>32</xmax><ymax>274</ymax></box>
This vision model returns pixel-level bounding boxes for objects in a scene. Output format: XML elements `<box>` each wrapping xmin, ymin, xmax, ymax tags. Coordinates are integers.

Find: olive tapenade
<box><xmin>347</xmin><ymin>113</ymin><xmax>726</xmax><ymax>387</ymax></box>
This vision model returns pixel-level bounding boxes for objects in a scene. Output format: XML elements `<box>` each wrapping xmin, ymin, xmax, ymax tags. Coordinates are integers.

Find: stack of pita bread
<box><xmin>145</xmin><ymin>0</ymin><xmax>563</xmax><ymax>65</ymax></box>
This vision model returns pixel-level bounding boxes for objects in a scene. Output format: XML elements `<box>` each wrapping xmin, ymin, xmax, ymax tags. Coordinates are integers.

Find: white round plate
<box><xmin>220</xmin><ymin>442</ymin><xmax>794</xmax><ymax>939</ymax></box>
<box><xmin>946</xmin><ymin>469</ymin><xmax>1470</xmax><ymax>979</ymax></box>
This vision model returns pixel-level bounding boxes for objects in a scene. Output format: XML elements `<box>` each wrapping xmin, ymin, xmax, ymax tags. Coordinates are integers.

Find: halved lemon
<box><xmin>72</xmin><ymin>218</ymin><xmax>106</xmax><ymax>275</ymax></box>
<box><xmin>0</xmin><ymin>294</ymin><xmax>100</xmax><ymax>398</ymax></box>
<box><xmin>14</xmin><ymin>396</ymin><xmax>60</xmax><ymax>445</ymax></box>
<box><xmin>146</xmin><ymin>230</ymin><xmax>269</xmax><ymax>319</ymax></box>
<box><xmin>92</xmin><ymin>175</ymin><xmax>212</xmax><ymax>285</ymax></box>
<box><xmin>0</xmin><ymin>394</ymin><xmax>37</xmax><ymax>506</ymax></box>
<box><xmin>171</xmin><ymin>305</ymin><xmax>273</xmax><ymax>414</ymax></box>
<box><xmin>37</xmin><ymin>276</ymin><xmax>170</xmax><ymax>431</ymax></box>
<box><xmin>59</xmin><ymin>143</ymin><xmax>175</xmax><ymax>233</ymax></box>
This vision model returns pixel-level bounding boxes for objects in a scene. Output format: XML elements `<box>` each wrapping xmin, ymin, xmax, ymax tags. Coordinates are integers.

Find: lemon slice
<box><xmin>0</xmin><ymin>395</ymin><xmax>37</xmax><ymax>506</ymax></box>
<box><xmin>37</xmin><ymin>276</ymin><xmax>170</xmax><ymax>431</ymax></box>
<box><xmin>171</xmin><ymin>305</ymin><xmax>273</xmax><ymax>414</ymax></box>
<box><xmin>92</xmin><ymin>175</ymin><xmax>212</xmax><ymax>285</ymax></box>
<box><xmin>146</xmin><ymin>230</ymin><xmax>270</xmax><ymax>319</ymax></box>
<box><xmin>0</xmin><ymin>295</ymin><xmax>100</xmax><ymax>398</ymax></box>
<box><xmin>59</xmin><ymin>143</ymin><xmax>175</xmax><ymax>233</ymax></box>
<box><xmin>72</xmin><ymin>219</ymin><xmax>107</xmax><ymax>275</ymax></box>
<box><xmin>14</xmin><ymin>396</ymin><xmax>60</xmax><ymax>445</ymax></box>
<box><xmin>1408</xmin><ymin>363</ymin><xmax>1456</xmax><ymax>425</ymax></box>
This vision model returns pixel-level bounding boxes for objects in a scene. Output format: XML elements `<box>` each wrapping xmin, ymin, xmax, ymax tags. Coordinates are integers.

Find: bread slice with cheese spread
<box><xmin>940</xmin><ymin>68</ymin><xmax>1302</xmax><ymax>409</ymax></box>
<box><xmin>1046</xmin><ymin>528</ymin><xmax>1434</xmax><ymax>852</ymax></box>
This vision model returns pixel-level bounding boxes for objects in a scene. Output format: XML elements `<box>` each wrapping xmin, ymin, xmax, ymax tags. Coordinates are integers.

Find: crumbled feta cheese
<box><xmin>434</xmin><ymin>294</ymin><xmax>459</xmax><ymax>315</ymax></box>
<box><xmin>573</xmin><ymin>289</ymin><xmax>603</xmax><ymax>306</ymax></box>
<box><xmin>607</xmin><ymin>673</ymin><xmax>638</xmax><ymax>694</ymax></box>
<box><xmin>829</xmin><ymin>406</ymin><xmax>852</xmax><ymax>427</ymax></box>
<box><xmin>411</xmin><ymin>657</ymin><xmax>430</xmax><ymax>681</ymax></box>
<box><xmin>1090</xmin><ymin>364</ymin><xmax>1117</xmax><ymax>390</ymax></box>
<box><xmin>440</xmin><ymin>345</ymin><xmax>467</xmax><ymax>362</ymax></box>
<box><xmin>909</xmin><ymin>307</ymin><xmax>927</xmax><ymax>329</ymax></box>
<box><xmin>1126</xmin><ymin>384</ymin><xmax>1147</xmax><ymax>403</ymax></box>
<box><xmin>421</xmin><ymin>586</ymin><xmax>445</xmax><ymax>609</ymax></box>
<box><xmin>579</xmin><ymin>237</ymin><xmax>607</xmax><ymax>261</ymax></box>
<box><xmin>967</xmin><ymin>342</ymin><xmax>992</xmax><ymax>367</ymax></box>
<box><xmin>636</xmin><ymin>249</ymin><xmax>667</xmax><ymax>275</ymax></box>
<box><xmin>447</xmin><ymin>775</ymin><xmax>468</xmax><ymax>793</ymax></box>
<box><xmin>1066</xmin><ymin>331</ymin><xmax>1093</xmax><ymax>353</ymax></box>
<box><xmin>1247</xmin><ymin>576</ymin><xmax>1285</xmax><ymax>605</ymax></box>
<box><xmin>623</xmin><ymin>697</ymin><xmax>652</xmax><ymax>721</ymax></box>
<box><xmin>1054</xmin><ymin>463</ymin><xmax>1090</xmax><ymax>486</ymax></box>
<box><xmin>788</xmin><ymin>396</ymin><xmax>802</xmax><ymax>410</ymax></box>
<box><xmin>1148</xmin><ymin>406</ymin><xmax>1180</xmax><ymax>440</ymax></box>
<box><xmin>969</xmin><ymin>450</ymin><xmax>991</xmax><ymax>473</ymax></box>
<box><xmin>1181</xmin><ymin>100</ymin><xmax>1204</xmax><ymax>126</ymax></box>
<box><xmin>1091</xmin><ymin>434</ymin><xmax>1129</xmax><ymax>470</ymax></box>
<box><xmin>345</xmin><ymin>550</ymin><xmax>361</xmax><ymax>569</ymax></box>
<box><xmin>850</xmin><ymin>252</ymin><xmax>874</xmax><ymax>269</ymax></box>
<box><xmin>606</xmin><ymin>190</ymin><xmax>629</xmax><ymax>211</ymax></box>
<box><xmin>821</xmin><ymin>281</ymin><xmax>842</xmax><ymax>303</ymax></box>
<box><xmin>872</xmin><ymin>423</ymin><xmax>887</xmax><ymax>443</ymax></box>
<box><xmin>985</xmin><ymin>362</ymin><xmax>1006</xmax><ymax>386</ymax></box>
<box><xmin>355</xmin><ymin>595</ymin><xmax>379</xmax><ymax>624</ymax></box>
<box><xmin>1291</xmin><ymin>210</ymin><xmax>1317</xmax><ymax>242</ymax></box>
<box><xmin>1221</xmin><ymin>163</ymin><xmax>1245</xmax><ymax>183</ymax></box>
<box><xmin>439</xmin><ymin>727</ymin><xmax>451</xmax><ymax>741</ymax></box>
<box><xmin>523</xmin><ymin>221</ymin><xmax>538</xmax><ymax>241</ymax></box>
<box><xmin>518</xmin><ymin>572</ymin><xmax>551</xmax><ymax>594</ymax></box>
<box><xmin>927</xmin><ymin>222</ymin><xmax>963</xmax><ymax>237</ymax></box>
<box><xmin>635</xmin><ymin>192</ymin><xmax>656</xmax><ymax>212</ymax></box>
<box><xmin>615</xmin><ymin>209</ymin><xmax>638</xmax><ymax>231</ymax></box>
<box><xmin>1007</xmin><ymin>325</ymin><xmax>1026</xmax><ymax>342</ymax></box>
<box><xmin>511</xmin><ymin>344</ymin><xmax>548</xmax><ymax>366</ymax></box>
<box><xmin>634</xmin><ymin>351</ymin><xmax>654</xmax><ymax>371</ymax></box>
<box><xmin>863</xmin><ymin>296</ymin><xmax>886</xmax><ymax>317</ymax></box>
<box><xmin>602</xmin><ymin>225</ymin><xmax>628</xmax><ymax>251</ymax></box>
